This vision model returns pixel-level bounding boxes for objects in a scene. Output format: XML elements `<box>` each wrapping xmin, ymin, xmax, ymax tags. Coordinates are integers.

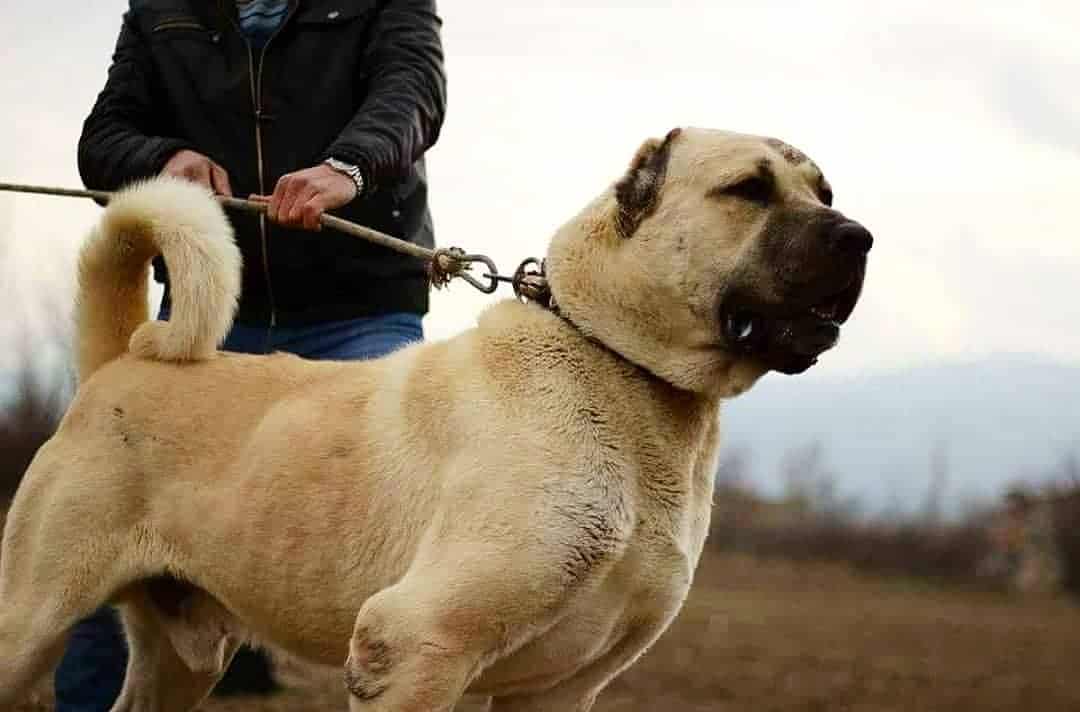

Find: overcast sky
<box><xmin>1</xmin><ymin>1</ymin><xmax>1078</xmax><ymax>381</ymax></box>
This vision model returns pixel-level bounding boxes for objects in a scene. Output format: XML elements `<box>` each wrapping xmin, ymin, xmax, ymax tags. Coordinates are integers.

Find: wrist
<box><xmin>323</xmin><ymin>157</ymin><xmax>364</xmax><ymax>199</ymax></box>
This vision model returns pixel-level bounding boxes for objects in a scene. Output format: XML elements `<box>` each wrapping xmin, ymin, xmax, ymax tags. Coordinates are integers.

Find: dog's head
<box><xmin>545</xmin><ymin>127</ymin><xmax>872</xmax><ymax>396</ymax></box>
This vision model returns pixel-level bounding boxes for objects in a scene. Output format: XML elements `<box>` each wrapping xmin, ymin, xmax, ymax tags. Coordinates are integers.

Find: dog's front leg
<box><xmin>340</xmin><ymin>470</ymin><xmax>632</xmax><ymax>712</ymax></box>
<box><xmin>486</xmin><ymin>616</ymin><xmax>675</xmax><ymax>712</ymax></box>
<box><xmin>344</xmin><ymin>580</ymin><xmax>483</xmax><ymax>712</ymax></box>
<box><xmin>341</xmin><ymin>538</ymin><xmax>593</xmax><ymax>711</ymax></box>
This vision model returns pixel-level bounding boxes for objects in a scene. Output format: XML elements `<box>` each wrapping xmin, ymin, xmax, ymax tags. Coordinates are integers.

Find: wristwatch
<box><xmin>323</xmin><ymin>157</ymin><xmax>364</xmax><ymax>198</ymax></box>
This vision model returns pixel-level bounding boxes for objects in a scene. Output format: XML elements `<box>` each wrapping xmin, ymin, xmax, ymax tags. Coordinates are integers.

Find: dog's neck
<box><xmin>542</xmin><ymin>211</ymin><xmax>767</xmax><ymax>399</ymax></box>
<box><xmin>550</xmin><ymin>302</ymin><xmax>662</xmax><ymax>382</ymax></box>
<box><xmin>506</xmin><ymin>258</ymin><xmax>676</xmax><ymax>388</ymax></box>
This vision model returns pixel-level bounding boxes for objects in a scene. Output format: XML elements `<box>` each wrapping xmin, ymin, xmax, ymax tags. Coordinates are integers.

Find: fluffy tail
<box><xmin>75</xmin><ymin>175</ymin><xmax>241</xmax><ymax>383</ymax></box>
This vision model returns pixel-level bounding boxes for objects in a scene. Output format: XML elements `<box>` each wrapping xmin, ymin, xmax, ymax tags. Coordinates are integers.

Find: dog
<box><xmin>0</xmin><ymin>127</ymin><xmax>871</xmax><ymax>711</ymax></box>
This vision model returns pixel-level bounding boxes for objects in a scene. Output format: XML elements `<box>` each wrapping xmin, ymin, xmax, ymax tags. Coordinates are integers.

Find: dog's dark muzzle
<box><xmin>721</xmin><ymin>215</ymin><xmax>872</xmax><ymax>374</ymax></box>
<box><xmin>723</xmin><ymin>311</ymin><xmax>841</xmax><ymax>374</ymax></box>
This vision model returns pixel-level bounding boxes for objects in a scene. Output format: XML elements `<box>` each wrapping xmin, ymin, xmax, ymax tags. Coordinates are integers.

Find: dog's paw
<box><xmin>344</xmin><ymin>635</ymin><xmax>393</xmax><ymax>701</ymax></box>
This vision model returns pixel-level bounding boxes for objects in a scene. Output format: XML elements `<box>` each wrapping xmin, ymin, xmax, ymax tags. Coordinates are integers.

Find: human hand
<box><xmin>250</xmin><ymin>164</ymin><xmax>358</xmax><ymax>231</ymax></box>
<box><xmin>161</xmin><ymin>149</ymin><xmax>232</xmax><ymax>196</ymax></box>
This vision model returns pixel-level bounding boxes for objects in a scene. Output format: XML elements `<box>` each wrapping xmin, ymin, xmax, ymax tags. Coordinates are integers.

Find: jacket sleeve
<box><xmin>323</xmin><ymin>0</ymin><xmax>448</xmax><ymax>191</ymax></box>
<box><xmin>77</xmin><ymin>8</ymin><xmax>193</xmax><ymax>192</ymax></box>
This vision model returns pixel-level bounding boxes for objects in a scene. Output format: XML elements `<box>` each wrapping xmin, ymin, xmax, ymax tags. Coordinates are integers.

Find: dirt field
<box><xmin>11</xmin><ymin>545</ymin><xmax>1080</xmax><ymax>712</ymax></box>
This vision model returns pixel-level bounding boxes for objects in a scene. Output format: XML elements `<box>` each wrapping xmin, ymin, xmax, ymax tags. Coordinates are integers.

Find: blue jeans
<box><xmin>54</xmin><ymin>309</ymin><xmax>424</xmax><ymax>711</ymax></box>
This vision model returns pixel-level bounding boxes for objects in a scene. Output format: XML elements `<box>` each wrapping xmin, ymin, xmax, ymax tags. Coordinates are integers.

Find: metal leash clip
<box><xmin>429</xmin><ymin>247</ymin><xmax>500</xmax><ymax>293</ymax></box>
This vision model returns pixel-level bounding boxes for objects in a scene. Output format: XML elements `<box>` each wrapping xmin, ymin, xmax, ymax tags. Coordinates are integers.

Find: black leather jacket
<box><xmin>78</xmin><ymin>0</ymin><xmax>448</xmax><ymax>325</ymax></box>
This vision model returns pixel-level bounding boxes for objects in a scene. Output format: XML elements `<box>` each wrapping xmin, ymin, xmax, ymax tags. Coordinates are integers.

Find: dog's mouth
<box><xmin>720</xmin><ymin>266</ymin><xmax>864</xmax><ymax>374</ymax></box>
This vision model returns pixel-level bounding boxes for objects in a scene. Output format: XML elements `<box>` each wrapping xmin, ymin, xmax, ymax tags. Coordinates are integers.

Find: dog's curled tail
<box><xmin>75</xmin><ymin>175</ymin><xmax>241</xmax><ymax>383</ymax></box>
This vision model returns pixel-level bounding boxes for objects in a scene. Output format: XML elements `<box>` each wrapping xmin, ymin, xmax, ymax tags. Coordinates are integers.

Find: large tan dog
<box><xmin>0</xmin><ymin>127</ymin><xmax>871</xmax><ymax>711</ymax></box>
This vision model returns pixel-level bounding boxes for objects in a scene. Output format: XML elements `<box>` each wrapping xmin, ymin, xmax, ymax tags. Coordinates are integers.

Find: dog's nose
<box><xmin>828</xmin><ymin>221</ymin><xmax>874</xmax><ymax>256</ymax></box>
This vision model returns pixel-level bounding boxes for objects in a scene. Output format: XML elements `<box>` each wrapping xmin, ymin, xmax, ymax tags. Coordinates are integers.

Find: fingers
<box><xmin>300</xmin><ymin>196</ymin><xmax>327</xmax><ymax>231</ymax></box>
<box><xmin>276</xmin><ymin>181</ymin><xmax>325</xmax><ymax>230</ymax></box>
<box><xmin>287</xmin><ymin>184</ymin><xmax>319</xmax><ymax>226</ymax></box>
<box><xmin>285</xmin><ymin>183</ymin><xmax>319</xmax><ymax>227</ymax></box>
<box><xmin>262</xmin><ymin>165</ymin><xmax>357</xmax><ymax>230</ymax></box>
<box><xmin>161</xmin><ymin>150</ymin><xmax>233</xmax><ymax>196</ymax></box>
<box><xmin>183</xmin><ymin>159</ymin><xmax>212</xmax><ymax>191</ymax></box>
<box><xmin>160</xmin><ymin>150</ymin><xmax>198</xmax><ymax>181</ymax></box>
<box><xmin>268</xmin><ymin>173</ymin><xmax>302</xmax><ymax>225</ymax></box>
<box><xmin>210</xmin><ymin>162</ymin><xmax>233</xmax><ymax>197</ymax></box>
<box><xmin>268</xmin><ymin>174</ymin><xmax>323</xmax><ymax>229</ymax></box>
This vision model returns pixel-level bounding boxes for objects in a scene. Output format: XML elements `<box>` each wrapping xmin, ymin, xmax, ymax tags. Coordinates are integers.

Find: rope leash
<box><xmin>0</xmin><ymin>181</ymin><xmax>552</xmax><ymax>304</ymax></box>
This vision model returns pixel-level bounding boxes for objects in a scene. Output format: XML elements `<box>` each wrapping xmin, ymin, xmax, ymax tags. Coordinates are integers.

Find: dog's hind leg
<box><xmin>0</xmin><ymin>548</ymin><xmax>120</xmax><ymax>707</ymax></box>
<box><xmin>0</xmin><ymin>463</ymin><xmax>129</xmax><ymax>706</ymax></box>
<box><xmin>0</xmin><ymin>442</ymin><xmax>166</xmax><ymax>707</ymax></box>
<box><xmin>0</xmin><ymin>555</ymin><xmax>111</xmax><ymax>707</ymax></box>
<box><xmin>110</xmin><ymin>585</ymin><xmax>241</xmax><ymax>712</ymax></box>
<box><xmin>0</xmin><ymin>608</ymin><xmax>70</xmax><ymax>708</ymax></box>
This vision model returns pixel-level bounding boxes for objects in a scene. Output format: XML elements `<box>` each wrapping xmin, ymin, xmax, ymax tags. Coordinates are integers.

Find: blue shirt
<box><xmin>236</xmin><ymin>0</ymin><xmax>289</xmax><ymax>48</ymax></box>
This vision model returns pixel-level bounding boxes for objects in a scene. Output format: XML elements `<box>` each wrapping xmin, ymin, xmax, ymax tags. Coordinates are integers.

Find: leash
<box><xmin>0</xmin><ymin>181</ymin><xmax>553</xmax><ymax>304</ymax></box>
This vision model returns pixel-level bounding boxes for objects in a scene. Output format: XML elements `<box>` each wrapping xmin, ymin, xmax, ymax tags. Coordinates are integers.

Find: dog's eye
<box><xmin>720</xmin><ymin>176</ymin><xmax>772</xmax><ymax>206</ymax></box>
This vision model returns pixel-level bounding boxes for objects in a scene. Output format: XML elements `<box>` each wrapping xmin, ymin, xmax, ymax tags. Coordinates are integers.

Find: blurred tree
<box><xmin>921</xmin><ymin>439</ymin><xmax>950</xmax><ymax>527</ymax></box>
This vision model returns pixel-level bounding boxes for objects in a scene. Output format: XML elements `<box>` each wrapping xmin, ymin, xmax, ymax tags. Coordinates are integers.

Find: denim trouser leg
<box><xmin>53</xmin><ymin>608</ymin><xmax>127</xmax><ymax>712</ymax></box>
<box><xmin>53</xmin><ymin>310</ymin><xmax>423</xmax><ymax>710</ymax></box>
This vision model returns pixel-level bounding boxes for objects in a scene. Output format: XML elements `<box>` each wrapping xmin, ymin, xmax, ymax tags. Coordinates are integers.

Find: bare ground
<box><xmin>11</xmin><ymin>545</ymin><xmax>1080</xmax><ymax>712</ymax></box>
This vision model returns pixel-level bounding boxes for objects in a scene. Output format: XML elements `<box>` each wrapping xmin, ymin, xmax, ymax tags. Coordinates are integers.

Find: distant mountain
<box><xmin>720</xmin><ymin>354</ymin><xmax>1080</xmax><ymax>516</ymax></box>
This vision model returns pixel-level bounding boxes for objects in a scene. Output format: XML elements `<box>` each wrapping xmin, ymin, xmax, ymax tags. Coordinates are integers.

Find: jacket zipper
<box><xmin>235</xmin><ymin>3</ymin><xmax>298</xmax><ymax>331</ymax></box>
<box><xmin>246</xmin><ymin>43</ymin><xmax>276</xmax><ymax>330</ymax></box>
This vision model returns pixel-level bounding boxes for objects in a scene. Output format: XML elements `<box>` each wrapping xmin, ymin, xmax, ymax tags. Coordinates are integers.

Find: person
<box><xmin>57</xmin><ymin>0</ymin><xmax>447</xmax><ymax>708</ymax></box>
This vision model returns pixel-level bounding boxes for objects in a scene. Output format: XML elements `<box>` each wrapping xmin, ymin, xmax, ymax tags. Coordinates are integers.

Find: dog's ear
<box><xmin>614</xmin><ymin>127</ymin><xmax>682</xmax><ymax>239</ymax></box>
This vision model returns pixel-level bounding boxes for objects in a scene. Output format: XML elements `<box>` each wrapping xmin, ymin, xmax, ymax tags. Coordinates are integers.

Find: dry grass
<box><xmin>594</xmin><ymin>554</ymin><xmax>1080</xmax><ymax>712</ymax></box>
<box><xmin>10</xmin><ymin>545</ymin><xmax>1080</xmax><ymax>712</ymax></box>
